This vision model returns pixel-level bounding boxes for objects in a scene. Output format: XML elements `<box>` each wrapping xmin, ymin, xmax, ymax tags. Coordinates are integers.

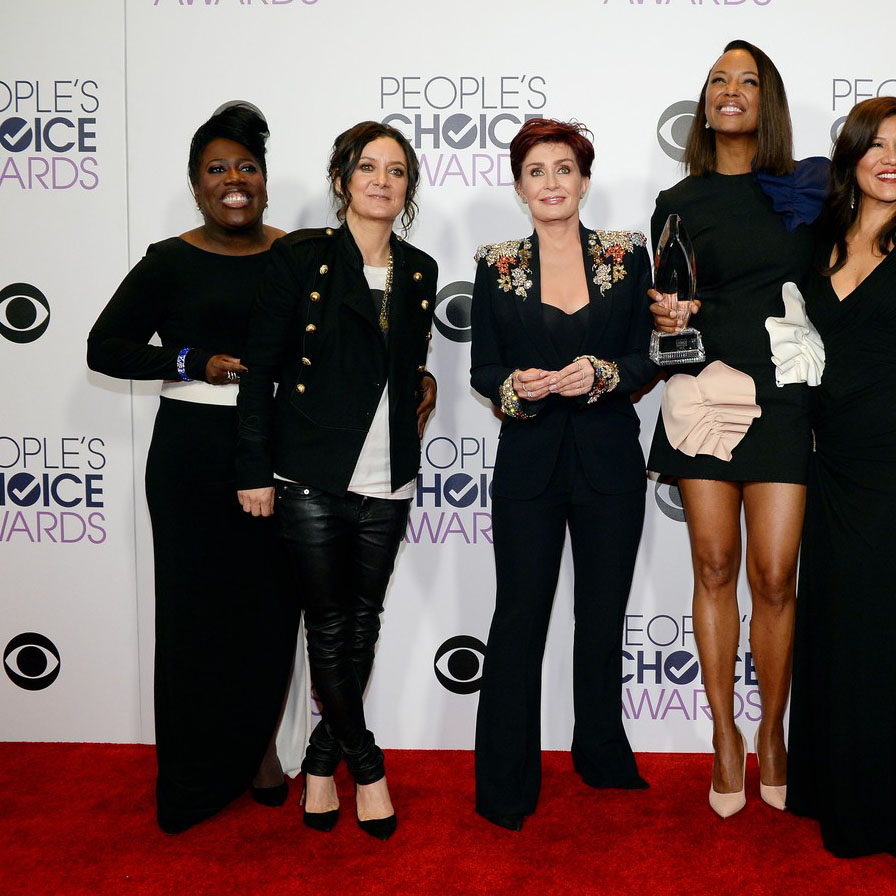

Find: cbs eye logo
<box><xmin>0</xmin><ymin>283</ymin><xmax>51</xmax><ymax>343</ymax></box>
<box><xmin>432</xmin><ymin>280</ymin><xmax>473</xmax><ymax>343</ymax></box>
<box><xmin>4</xmin><ymin>633</ymin><xmax>61</xmax><ymax>691</ymax></box>
<box><xmin>433</xmin><ymin>635</ymin><xmax>486</xmax><ymax>694</ymax></box>
<box><xmin>654</xmin><ymin>479</ymin><xmax>686</xmax><ymax>522</ymax></box>
<box><xmin>657</xmin><ymin>101</ymin><xmax>698</xmax><ymax>162</ymax></box>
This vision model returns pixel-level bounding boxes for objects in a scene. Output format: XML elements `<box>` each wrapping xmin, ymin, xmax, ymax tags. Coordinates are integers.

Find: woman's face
<box><xmin>343</xmin><ymin>137</ymin><xmax>408</xmax><ymax>227</ymax></box>
<box><xmin>855</xmin><ymin>115</ymin><xmax>896</xmax><ymax>211</ymax></box>
<box><xmin>515</xmin><ymin>141</ymin><xmax>588</xmax><ymax>225</ymax></box>
<box><xmin>193</xmin><ymin>137</ymin><xmax>266</xmax><ymax>233</ymax></box>
<box><xmin>704</xmin><ymin>49</ymin><xmax>760</xmax><ymax>137</ymax></box>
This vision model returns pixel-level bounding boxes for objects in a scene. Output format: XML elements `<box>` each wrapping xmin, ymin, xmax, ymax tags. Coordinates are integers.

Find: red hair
<box><xmin>509</xmin><ymin>119</ymin><xmax>594</xmax><ymax>181</ymax></box>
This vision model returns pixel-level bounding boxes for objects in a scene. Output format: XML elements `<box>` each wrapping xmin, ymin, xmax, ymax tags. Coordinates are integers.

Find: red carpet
<box><xmin>1</xmin><ymin>744</ymin><xmax>893</xmax><ymax>895</ymax></box>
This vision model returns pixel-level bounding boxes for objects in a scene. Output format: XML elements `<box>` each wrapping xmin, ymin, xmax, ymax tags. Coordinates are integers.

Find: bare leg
<box><xmin>356</xmin><ymin>778</ymin><xmax>394</xmax><ymax>821</ymax></box>
<box><xmin>678</xmin><ymin>478</ymin><xmax>746</xmax><ymax>794</ymax></box>
<box><xmin>743</xmin><ymin>481</ymin><xmax>805</xmax><ymax>786</ymax></box>
<box><xmin>304</xmin><ymin>773</ymin><xmax>339</xmax><ymax>814</ymax></box>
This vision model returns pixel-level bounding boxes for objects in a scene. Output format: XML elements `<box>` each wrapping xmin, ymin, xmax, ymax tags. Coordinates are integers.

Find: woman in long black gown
<box><xmin>87</xmin><ymin>104</ymin><xmax>297</xmax><ymax>833</ymax></box>
<box><xmin>787</xmin><ymin>96</ymin><xmax>896</xmax><ymax>859</ymax></box>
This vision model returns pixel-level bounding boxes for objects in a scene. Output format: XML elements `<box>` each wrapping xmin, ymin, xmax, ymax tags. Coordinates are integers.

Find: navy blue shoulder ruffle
<box><xmin>755</xmin><ymin>157</ymin><xmax>830</xmax><ymax>232</ymax></box>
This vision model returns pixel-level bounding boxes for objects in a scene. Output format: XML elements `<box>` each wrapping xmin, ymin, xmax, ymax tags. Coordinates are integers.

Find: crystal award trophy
<box><xmin>649</xmin><ymin>214</ymin><xmax>705</xmax><ymax>366</ymax></box>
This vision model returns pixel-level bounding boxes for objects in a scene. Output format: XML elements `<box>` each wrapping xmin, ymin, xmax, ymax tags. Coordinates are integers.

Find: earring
<box><xmin>704</xmin><ymin>120</ymin><xmax>711</xmax><ymax>130</ymax></box>
<box><xmin>850</xmin><ymin>187</ymin><xmax>856</xmax><ymax>211</ymax></box>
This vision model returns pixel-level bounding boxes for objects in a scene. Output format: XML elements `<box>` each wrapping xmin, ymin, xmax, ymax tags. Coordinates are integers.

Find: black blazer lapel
<box><xmin>337</xmin><ymin>225</ymin><xmax>384</xmax><ymax>335</ymax></box>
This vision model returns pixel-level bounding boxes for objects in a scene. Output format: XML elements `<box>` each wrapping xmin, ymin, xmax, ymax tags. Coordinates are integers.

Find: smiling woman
<box><xmin>87</xmin><ymin>103</ymin><xmax>298</xmax><ymax>834</ymax></box>
<box><xmin>645</xmin><ymin>40</ymin><xmax>828</xmax><ymax>819</ymax></box>
<box><xmin>469</xmin><ymin>118</ymin><xmax>655</xmax><ymax>831</ymax></box>
<box><xmin>787</xmin><ymin>96</ymin><xmax>896</xmax><ymax>859</ymax></box>
<box><xmin>236</xmin><ymin>120</ymin><xmax>438</xmax><ymax>840</ymax></box>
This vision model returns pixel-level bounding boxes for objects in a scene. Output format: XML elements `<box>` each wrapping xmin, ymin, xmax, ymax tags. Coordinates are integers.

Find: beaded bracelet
<box><xmin>498</xmin><ymin>371</ymin><xmax>533</xmax><ymax>419</ymax></box>
<box><xmin>575</xmin><ymin>355</ymin><xmax>620</xmax><ymax>404</ymax></box>
<box><xmin>176</xmin><ymin>347</ymin><xmax>193</xmax><ymax>382</ymax></box>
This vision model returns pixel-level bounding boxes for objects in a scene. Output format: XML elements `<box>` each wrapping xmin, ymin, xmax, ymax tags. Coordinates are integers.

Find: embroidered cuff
<box><xmin>576</xmin><ymin>355</ymin><xmax>620</xmax><ymax>404</ymax></box>
<box><xmin>499</xmin><ymin>372</ymin><xmax>534</xmax><ymax>419</ymax></box>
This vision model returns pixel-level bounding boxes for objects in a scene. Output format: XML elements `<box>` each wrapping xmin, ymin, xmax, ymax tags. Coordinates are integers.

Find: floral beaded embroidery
<box><xmin>475</xmin><ymin>238</ymin><xmax>534</xmax><ymax>299</ymax></box>
<box><xmin>588</xmin><ymin>230</ymin><xmax>646</xmax><ymax>296</ymax></box>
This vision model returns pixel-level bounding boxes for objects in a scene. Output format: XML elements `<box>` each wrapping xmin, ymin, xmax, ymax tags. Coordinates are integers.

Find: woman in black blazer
<box><xmin>236</xmin><ymin>121</ymin><xmax>437</xmax><ymax>840</ymax></box>
<box><xmin>470</xmin><ymin>119</ymin><xmax>655</xmax><ymax>831</ymax></box>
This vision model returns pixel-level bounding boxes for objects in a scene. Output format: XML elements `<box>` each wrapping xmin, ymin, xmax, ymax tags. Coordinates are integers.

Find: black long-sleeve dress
<box><xmin>88</xmin><ymin>237</ymin><xmax>298</xmax><ymax>834</ymax></box>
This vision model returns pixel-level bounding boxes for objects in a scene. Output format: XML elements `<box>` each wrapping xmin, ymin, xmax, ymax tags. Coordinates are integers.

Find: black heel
<box><xmin>355</xmin><ymin>783</ymin><xmax>397</xmax><ymax>840</ymax></box>
<box><xmin>251</xmin><ymin>756</ymin><xmax>289</xmax><ymax>807</ymax></box>
<box><xmin>356</xmin><ymin>813</ymin><xmax>397</xmax><ymax>840</ymax></box>
<box><xmin>251</xmin><ymin>780</ymin><xmax>289</xmax><ymax>807</ymax></box>
<box><xmin>300</xmin><ymin>779</ymin><xmax>339</xmax><ymax>832</ymax></box>
<box><xmin>477</xmin><ymin>809</ymin><xmax>524</xmax><ymax>831</ymax></box>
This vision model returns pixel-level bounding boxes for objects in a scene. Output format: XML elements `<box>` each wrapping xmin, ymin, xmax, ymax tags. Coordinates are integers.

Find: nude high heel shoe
<box><xmin>753</xmin><ymin>731</ymin><xmax>787</xmax><ymax>811</ymax></box>
<box><xmin>709</xmin><ymin>728</ymin><xmax>747</xmax><ymax>818</ymax></box>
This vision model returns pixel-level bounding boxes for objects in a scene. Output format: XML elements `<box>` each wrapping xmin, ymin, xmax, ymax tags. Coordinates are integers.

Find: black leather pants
<box><xmin>276</xmin><ymin>482</ymin><xmax>410</xmax><ymax>785</ymax></box>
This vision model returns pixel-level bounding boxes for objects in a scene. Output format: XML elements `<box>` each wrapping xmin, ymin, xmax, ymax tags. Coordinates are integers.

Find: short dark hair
<box><xmin>509</xmin><ymin>118</ymin><xmax>595</xmax><ymax>182</ymax></box>
<box><xmin>328</xmin><ymin>121</ymin><xmax>420</xmax><ymax>234</ymax></box>
<box><xmin>188</xmin><ymin>102</ymin><xmax>270</xmax><ymax>185</ymax></box>
<box><xmin>822</xmin><ymin>96</ymin><xmax>896</xmax><ymax>275</ymax></box>
<box><xmin>683</xmin><ymin>39</ymin><xmax>794</xmax><ymax>177</ymax></box>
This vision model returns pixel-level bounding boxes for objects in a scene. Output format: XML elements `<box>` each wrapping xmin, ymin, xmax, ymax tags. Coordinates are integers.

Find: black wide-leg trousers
<box><xmin>276</xmin><ymin>482</ymin><xmax>410</xmax><ymax>785</ymax></box>
<box><xmin>475</xmin><ymin>440</ymin><xmax>647</xmax><ymax>819</ymax></box>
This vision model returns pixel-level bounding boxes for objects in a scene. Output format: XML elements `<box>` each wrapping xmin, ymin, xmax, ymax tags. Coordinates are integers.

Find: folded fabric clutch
<box><xmin>662</xmin><ymin>361</ymin><xmax>762</xmax><ymax>461</ymax></box>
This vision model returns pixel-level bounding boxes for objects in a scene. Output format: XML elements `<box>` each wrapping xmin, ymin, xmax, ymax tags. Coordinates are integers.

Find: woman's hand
<box><xmin>550</xmin><ymin>359</ymin><xmax>595</xmax><ymax>397</ymax></box>
<box><xmin>648</xmin><ymin>288</ymin><xmax>701</xmax><ymax>334</ymax></box>
<box><xmin>206</xmin><ymin>353</ymin><xmax>247</xmax><ymax>385</ymax></box>
<box><xmin>416</xmin><ymin>375</ymin><xmax>437</xmax><ymax>438</ymax></box>
<box><xmin>513</xmin><ymin>368</ymin><xmax>552</xmax><ymax>402</ymax></box>
<box><xmin>238</xmin><ymin>487</ymin><xmax>275</xmax><ymax>517</ymax></box>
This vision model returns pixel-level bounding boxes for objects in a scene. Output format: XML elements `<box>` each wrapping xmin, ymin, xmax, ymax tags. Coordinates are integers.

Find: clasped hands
<box><xmin>513</xmin><ymin>359</ymin><xmax>595</xmax><ymax>400</ymax></box>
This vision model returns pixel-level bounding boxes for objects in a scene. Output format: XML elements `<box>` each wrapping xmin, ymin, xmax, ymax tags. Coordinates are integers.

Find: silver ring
<box><xmin>526</xmin><ymin>389</ymin><xmax>532</xmax><ymax>399</ymax></box>
<box><xmin>227</xmin><ymin>370</ymin><xmax>237</xmax><ymax>382</ymax></box>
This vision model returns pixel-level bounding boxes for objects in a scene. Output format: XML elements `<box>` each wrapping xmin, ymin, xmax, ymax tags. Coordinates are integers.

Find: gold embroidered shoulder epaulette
<box><xmin>592</xmin><ymin>230</ymin><xmax>647</xmax><ymax>252</ymax></box>
<box><xmin>474</xmin><ymin>238</ymin><xmax>530</xmax><ymax>265</ymax></box>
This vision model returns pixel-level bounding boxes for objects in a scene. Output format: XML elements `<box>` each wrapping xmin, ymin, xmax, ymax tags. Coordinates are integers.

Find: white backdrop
<box><xmin>2</xmin><ymin>0</ymin><xmax>893</xmax><ymax>753</ymax></box>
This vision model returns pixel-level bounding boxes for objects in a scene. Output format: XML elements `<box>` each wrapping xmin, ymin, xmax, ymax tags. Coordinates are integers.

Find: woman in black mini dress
<box><xmin>648</xmin><ymin>41</ymin><xmax>825</xmax><ymax>817</ymax></box>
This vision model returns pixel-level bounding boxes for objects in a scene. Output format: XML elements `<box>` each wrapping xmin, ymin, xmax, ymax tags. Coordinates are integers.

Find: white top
<box><xmin>161</xmin><ymin>379</ymin><xmax>238</xmax><ymax>405</ymax></box>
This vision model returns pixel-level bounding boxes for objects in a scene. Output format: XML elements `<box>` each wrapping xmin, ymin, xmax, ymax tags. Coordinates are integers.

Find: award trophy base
<box><xmin>649</xmin><ymin>328</ymin><xmax>706</xmax><ymax>366</ymax></box>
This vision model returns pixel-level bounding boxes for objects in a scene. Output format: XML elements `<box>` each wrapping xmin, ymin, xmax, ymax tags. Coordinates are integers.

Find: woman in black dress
<box><xmin>87</xmin><ymin>104</ymin><xmax>297</xmax><ymax>833</ymax></box>
<box><xmin>470</xmin><ymin>119</ymin><xmax>653</xmax><ymax>831</ymax></box>
<box><xmin>648</xmin><ymin>41</ymin><xmax>824</xmax><ymax>817</ymax></box>
<box><xmin>787</xmin><ymin>96</ymin><xmax>896</xmax><ymax>858</ymax></box>
<box><xmin>236</xmin><ymin>121</ymin><xmax>437</xmax><ymax>840</ymax></box>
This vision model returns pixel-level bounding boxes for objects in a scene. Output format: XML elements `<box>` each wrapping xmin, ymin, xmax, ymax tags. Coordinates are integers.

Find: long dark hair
<box><xmin>188</xmin><ymin>102</ymin><xmax>270</xmax><ymax>185</ymax></box>
<box><xmin>328</xmin><ymin>121</ymin><xmax>420</xmax><ymax>234</ymax></box>
<box><xmin>822</xmin><ymin>96</ymin><xmax>896</xmax><ymax>275</ymax></box>
<box><xmin>683</xmin><ymin>39</ymin><xmax>794</xmax><ymax>177</ymax></box>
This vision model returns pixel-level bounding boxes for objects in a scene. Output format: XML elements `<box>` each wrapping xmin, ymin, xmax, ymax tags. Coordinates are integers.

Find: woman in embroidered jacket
<box><xmin>470</xmin><ymin>118</ymin><xmax>655</xmax><ymax>831</ymax></box>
